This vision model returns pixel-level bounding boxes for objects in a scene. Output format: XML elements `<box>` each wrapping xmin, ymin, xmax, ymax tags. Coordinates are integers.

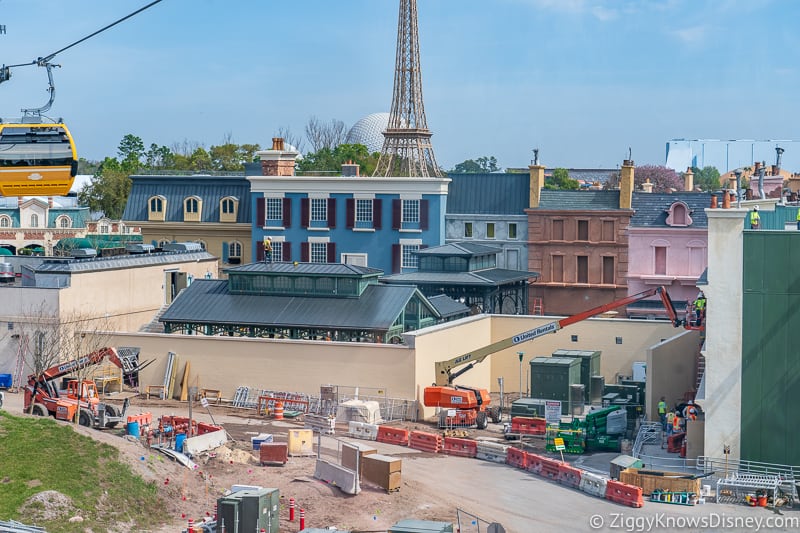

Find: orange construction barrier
<box><xmin>409</xmin><ymin>430</ymin><xmax>443</xmax><ymax>453</ymax></box>
<box><xmin>376</xmin><ymin>426</ymin><xmax>410</xmax><ymax>446</ymax></box>
<box><xmin>557</xmin><ymin>462</ymin><xmax>583</xmax><ymax>489</ymax></box>
<box><xmin>506</xmin><ymin>447</ymin><xmax>528</xmax><ymax>469</ymax></box>
<box><xmin>126</xmin><ymin>412</ymin><xmax>153</xmax><ymax>427</ymax></box>
<box><xmin>442</xmin><ymin>437</ymin><xmax>477</xmax><ymax>458</ymax></box>
<box><xmin>539</xmin><ymin>457</ymin><xmax>561</xmax><ymax>481</ymax></box>
<box><xmin>667</xmin><ymin>432</ymin><xmax>685</xmax><ymax>453</ymax></box>
<box><xmin>526</xmin><ymin>453</ymin><xmax>545</xmax><ymax>475</ymax></box>
<box><xmin>510</xmin><ymin>416</ymin><xmax>547</xmax><ymax>436</ymax></box>
<box><xmin>273</xmin><ymin>401</ymin><xmax>284</xmax><ymax>420</ymax></box>
<box><xmin>605</xmin><ymin>480</ymin><xmax>644</xmax><ymax>508</ymax></box>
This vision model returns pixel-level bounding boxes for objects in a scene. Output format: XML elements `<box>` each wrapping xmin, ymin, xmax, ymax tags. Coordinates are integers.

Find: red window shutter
<box><xmin>392</xmin><ymin>244</ymin><xmax>401</xmax><ymax>273</ymax></box>
<box><xmin>256</xmin><ymin>241</ymin><xmax>265</xmax><ymax>261</ymax></box>
<box><xmin>346</xmin><ymin>199</ymin><xmax>355</xmax><ymax>229</ymax></box>
<box><xmin>327</xmin><ymin>198</ymin><xmax>336</xmax><ymax>228</ymax></box>
<box><xmin>301</xmin><ymin>242</ymin><xmax>309</xmax><ymax>262</ymax></box>
<box><xmin>420</xmin><ymin>199</ymin><xmax>429</xmax><ymax>230</ymax></box>
<box><xmin>282</xmin><ymin>198</ymin><xmax>291</xmax><ymax>227</ymax></box>
<box><xmin>256</xmin><ymin>197</ymin><xmax>265</xmax><ymax>227</ymax></box>
<box><xmin>373</xmin><ymin>199</ymin><xmax>382</xmax><ymax>229</ymax></box>
<box><xmin>301</xmin><ymin>198</ymin><xmax>309</xmax><ymax>228</ymax></box>
<box><xmin>392</xmin><ymin>199</ymin><xmax>401</xmax><ymax>230</ymax></box>
<box><xmin>282</xmin><ymin>242</ymin><xmax>291</xmax><ymax>261</ymax></box>
<box><xmin>327</xmin><ymin>242</ymin><xmax>336</xmax><ymax>263</ymax></box>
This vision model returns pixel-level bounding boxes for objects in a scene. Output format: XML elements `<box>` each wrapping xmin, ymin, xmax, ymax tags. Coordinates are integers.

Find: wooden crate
<box><xmin>362</xmin><ymin>454</ymin><xmax>402</xmax><ymax>492</ymax></box>
<box><xmin>620</xmin><ymin>468</ymin><xmax>701</xmax><ymax>496</ymax></box>
<box><xmin>341</xmin><ymin>442</ymin><xmax>377</xmax><ymax>479</ymax></box>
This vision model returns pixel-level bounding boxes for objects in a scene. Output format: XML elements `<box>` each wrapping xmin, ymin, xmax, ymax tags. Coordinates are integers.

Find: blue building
<box><xmin>248</xmin><ymin>138</ymin><xmax>450</xmax><ymax>274</ymax></box>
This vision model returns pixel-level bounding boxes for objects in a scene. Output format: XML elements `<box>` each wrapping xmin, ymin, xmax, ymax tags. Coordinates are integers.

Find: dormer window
<box><xmin>665</xmin><ymin>201</ymin><xmax>692</xmax><ymax>227</ymax></box>
<box><xmin>148</xmin><ymin>195</ymin><xmax>167</xmax><ymax>222</ymax></box>
<box><xmin>57</xmin><ymin>215</ymin><xmax>72</xmax><ymax>229</ymax></box>
<box><xmin>184</xmin><ymin>196</ymin><xmax>202</xmax><ymax>222</ymax></box>
<box><xmin>220</xmin><ymin>196</ymin><xmax>238</xmax><ymax>223</ymax></box>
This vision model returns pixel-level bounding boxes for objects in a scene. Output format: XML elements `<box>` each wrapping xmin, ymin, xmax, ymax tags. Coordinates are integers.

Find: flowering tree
<box><xmin>634</xmin><ymin>165</ymin><xmax>684</xmax><ymax>192</ymax></box>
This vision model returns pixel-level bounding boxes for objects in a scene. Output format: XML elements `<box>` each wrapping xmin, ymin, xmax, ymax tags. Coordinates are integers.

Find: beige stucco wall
<box><xmin>645</xmin><ymin>329</ymin><xmax>701</xmax><ymax>421</ymax></box>
<box><xmin>107</xmin><ymin>314</ymin><xmax>678</xmax><ymax>422</ymax></box>
<box><xmin>140</xmin><ymin>222</ymin><xmax>253</xmax><ymax>268</ymax></box>
<box><xmin>700</xmin><ymin>208</ymin><xmax>747</xmax><ymax>461</ymax></box>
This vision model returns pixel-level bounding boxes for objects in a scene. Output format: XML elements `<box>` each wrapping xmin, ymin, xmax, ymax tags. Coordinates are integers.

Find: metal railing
<box><xmin>697</xmin><ymin>455</ymin><xmax>799</xmax><ymax>501</ymax></box>
<box><xmin>631</xmin><ymin>421</ymin><xmax>661</xmax><ymax>458</ymax></box>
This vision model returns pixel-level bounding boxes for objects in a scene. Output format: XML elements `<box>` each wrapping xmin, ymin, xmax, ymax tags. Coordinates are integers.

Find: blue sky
<box><xmin>1</xmin><ymin>0</ymin><xmax>798</xmax><ymax>171</ymax></box>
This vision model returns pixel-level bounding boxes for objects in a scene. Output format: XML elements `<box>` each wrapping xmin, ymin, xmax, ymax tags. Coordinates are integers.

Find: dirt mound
<box><xmin>19</xmin><ymin>490</ymin><xmax>76</xmax><ymax>521</ymax></box>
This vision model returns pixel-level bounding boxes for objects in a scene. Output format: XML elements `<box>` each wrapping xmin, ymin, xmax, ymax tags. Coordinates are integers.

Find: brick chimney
<box><xmin>642</xmin><ymin>178</ymin><xmax>654</xmax><ymax>193</ymax></box>
<box><xmin>619</xmin><ymin>159</ymin><xmax>634</xmax><ymax>209</ymax></box>
<box><xmin>48</xmin><ymin>197</ymin><xmax>54</xmax><ymax>208</ymax></box>
<box><xmin>684</xmin><ymin>167</ymin><xmax>694</xmax><ymax>192</ymax></box>
<box><xmin>257</xmin><ymin>137</ymin><xmax>299</xmax><ymax>176</ymax></box>
<box><xmin>528</xmin><ymin>162</ymin><xmax>546</xmax><ymax>208</ymax></box>
<box><xmin>341</xmin><ymin>160</ymin><xmax>360</xmax><ymax>177</ymax></box>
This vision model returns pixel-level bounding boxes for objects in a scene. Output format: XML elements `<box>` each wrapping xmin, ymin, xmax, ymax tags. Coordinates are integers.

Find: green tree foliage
<box><xmin>77</xmin><ymin>157</ymin><xmax>132</xmax><ymax>220</ymax></box>
<box><xmin>545</xmin><ymin>167</ymin><xmax>580</xmax><ymax>190</ymax></box>
<box><xmin>450</xmin><ymin>156</ymin><xmax>500</xmax><ymax>173</ymax></box>
<box><xmin>691</xmin><ymin>166</ymin><xmax>721</xmax><ymax>191</ymax></box>
<box><xmin>297</xmin><ymin>143</ymin><xmax>379</xmax><ymax>175</ymax></box>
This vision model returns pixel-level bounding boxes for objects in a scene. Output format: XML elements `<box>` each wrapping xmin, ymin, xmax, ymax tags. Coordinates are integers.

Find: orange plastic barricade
<box><xmin>667</xmin><ymin>432</ymin><xmax>685</xmax><ymax>453</ymax></box>
<box><xmin>506</xmin><ymin>447</ymin><xmax>528</xmax><ymax>469</ymax></box>
<box><xmin>409</xmin><ymin>430</ymin><xmax>443</xmax><ymax>453</ymax></box>
<box><xmin>376</xmin><ymin>426</ymin><xmax>410</xmax><ymax>447</ymax></box>
<box><xmin>526</xmin><ymin>453</ymin><xmax>545</xmax><ymax>475</ymax></box>
<box><xmin>510</xmin><ymin>416</ymin><xmax>547</xmax><ymax>436</ymax></box>
<box><xmin>126</xmin><ymin>412</ymin><xmax>152</xmax><ymax>426</ymax></box>
<box><xmin>558</xmin><ymin>462</ymin><xmax>583</xmax><ymax>489</ymax></box>
<box><xmin>605</xmin><ymin>480</ymin><xmax>644</xmax><ymax>508</ymax></box>
<box><xmin>540</xmin><ymin>457</ymin><xmax>561</xmax><ymax>481</ymax></box>
<box><xmin>442</xmin><ymin>437</ymin><xmax>477</xmax><ymax>458</ymax></box>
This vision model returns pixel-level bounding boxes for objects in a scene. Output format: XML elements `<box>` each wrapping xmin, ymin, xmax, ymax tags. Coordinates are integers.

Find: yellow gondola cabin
<box><xmin>0</xmin><ymin>122</ymin><xmax>78</xmax><ymax>197</ymax></box>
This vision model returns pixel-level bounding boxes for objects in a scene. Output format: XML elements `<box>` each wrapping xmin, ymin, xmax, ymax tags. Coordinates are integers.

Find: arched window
<box><xmin>150</xmin><ymin>197</ymin><xmax>163</xmax><ymax>212</ymax></box>
<box><xmin>30</xmin><ymin>214</ymin><xmax>39</xmax><ymax>228</ymax></box>
<box><xmin>57</xmin><ymin>215</ymin><xmax>72</xmax><ymax>229</ymax></box>
<box><xmin>0</xmin><ymin>215</ymin><xmax>11</xmax><ymax>228</ymax></box>
<box><xmin>186</xmin><ymin>198</ymin><xmax>198</xmax><ymax>213</ymax></box>
<box><xmin>229</xmin><ymin>241</ymin><xmax>242</xmax><ymax>259</ymax></box>
<box><xmin>183</xmin><ymin>196</ymin><xmax>202</xmax><ymax>222</ymax></box>
<box><xmin>148</xmin><ymin>195</ymin><xmax>167</xmax><ymax>221</ymax></box>
<box><xmin>220</xmin><ymin>196</ymin><xmax>238</xmax><ymax>222</ymax></box>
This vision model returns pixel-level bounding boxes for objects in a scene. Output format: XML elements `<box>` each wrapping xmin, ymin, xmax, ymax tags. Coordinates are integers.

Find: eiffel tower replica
<box><xmin>373</xmin><ymin>0</ymin><xmax>442</xmax><ymax>178</ymax></box>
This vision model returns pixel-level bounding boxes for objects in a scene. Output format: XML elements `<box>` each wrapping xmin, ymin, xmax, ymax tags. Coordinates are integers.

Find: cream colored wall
<box><xmin>701</xmin><ymin>208</ymin><xmax>746</xmax><ymax>461</ymax></box>
<box><xmin>645</xmin><ymin>329</ymin><xmax>701</xmax><ymax>421</ymax></box>
<box><xmin>140</xmin><ymin>223</ymin><xmax>253</xmax><ymax>266</ymax></box>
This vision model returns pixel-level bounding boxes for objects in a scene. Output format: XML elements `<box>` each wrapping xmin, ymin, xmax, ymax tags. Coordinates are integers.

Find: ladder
<box><xmin>532</xmin><ymin>297</ymin><xmax>544</xmax><ymax>315</ymax></box>
<box><xmin>11</xmin><ymin>334</ymin><xmax>28</xmax><ymax>392</ymax></box>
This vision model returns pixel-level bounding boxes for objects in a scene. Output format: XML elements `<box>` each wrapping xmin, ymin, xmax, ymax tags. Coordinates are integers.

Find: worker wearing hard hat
<box><xmin>750</xmin><ymin>205</ymin><xmax>761</xmax><ymax>229</ymax></box>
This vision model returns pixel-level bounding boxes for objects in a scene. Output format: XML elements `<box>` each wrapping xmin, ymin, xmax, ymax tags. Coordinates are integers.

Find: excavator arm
<box><xmin>39</xmin><ymin>347</ymin><xmax>127</xmax><ymax>382</ymax></box>
<box><xmin>434</xmin><ymin>286</ymin><xmax>686</xmax><ymax>386</ymax></box>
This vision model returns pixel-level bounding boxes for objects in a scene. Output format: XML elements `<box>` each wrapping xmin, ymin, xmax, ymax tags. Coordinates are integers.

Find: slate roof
<box><xmin>32</xmin><ymin>251</ymin><xmax>215</xmax><ymax>273</ymax></box>
<box><xmin>225</xmin><ymin>261</ymin><xmax>384</xmax><ymax>277</ymax></box>
<box><xmin>535</xmin><ymin>190</ymin><xmax>623</xmax><ymax>210</ymax></box>
<box><xmin>630</xmin><ymin>192</ymin><xmax>712</xmax><ymax>228</ymax></box>
<box><xmin>416</xmin><ymin>242</ymin><xmax>502</xmax><ymax>257</ymax></box>
<box><xmin>426</xmin><ymin>294</ymin><xmax>470</xmax><ymax>318</ymax></box>
<box><xmin>160</xmin><ymin>280</ymin><xmax>431</xmax><ymax>329</ymax></box>
<box><xmin>122</xmin><ymin>174</ymin><xmax>252</xmax><ymax>223</ymax></box>
<box><xmin>380</xmin><ymin>268</ymin><xmax>537</xmax><ymax>287</ymax></box>
<box><xmin>446</xmin><ymin>173</ymin><xmax>530</xmax><ymax>215</ymax></box>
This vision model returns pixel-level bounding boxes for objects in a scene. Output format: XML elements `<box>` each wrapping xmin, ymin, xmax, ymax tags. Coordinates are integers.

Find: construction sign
<box><xmin>554</xmin><ymin>437</ymin><xmax>566</xmax><ymax>451</ymax></box>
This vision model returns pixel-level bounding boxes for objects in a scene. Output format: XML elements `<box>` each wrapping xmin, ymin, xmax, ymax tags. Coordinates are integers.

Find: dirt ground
<box><xmin>4</xmin><ymin>392</ymin><xmax>519</xmax><ymax>532</ymax></box>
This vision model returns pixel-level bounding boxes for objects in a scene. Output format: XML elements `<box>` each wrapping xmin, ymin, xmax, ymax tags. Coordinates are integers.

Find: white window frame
<box><xmin>266</xmin><ymin>197</ymin><xmax>283</xmax><ymax>221</ymax></box>
<box><xmin>402</xmin><ymin>199</ymin><xmax>420</xmax><ymax>224</ymax></box>
<box><xmin>229</xmin><ymin>241</ymin><xmax>242</xmax><ymax>261</ymax></box>
<box><xmin>355</xmin><ymin>199</ymin><xmax>373</xmax><ymax>225</ymax></box>
<box><xmin>0</xmin><ymin>215</ymin><xmax>10</xmax><ymax>228</ymax></box>
<box><xmin>310</xmin><ymin>198</ymin><xmax>328</xmax><ymax>222</ymax></box>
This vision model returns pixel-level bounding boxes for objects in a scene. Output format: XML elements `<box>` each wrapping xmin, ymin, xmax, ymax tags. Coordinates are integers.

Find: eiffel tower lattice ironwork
<box><xmin>373</xmin><ymin>0</ymin><xmax>441</xmax><ymax>178</ymax></box>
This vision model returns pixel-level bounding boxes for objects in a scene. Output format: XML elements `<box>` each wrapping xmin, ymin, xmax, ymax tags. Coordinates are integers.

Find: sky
<box><xmin>1</xmin><ymin>0</ymin><xmax>799</xmax><ymax>171</ymax></box>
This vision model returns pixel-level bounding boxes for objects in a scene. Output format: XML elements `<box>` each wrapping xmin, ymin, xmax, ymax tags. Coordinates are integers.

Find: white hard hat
<box><xmin>754</xmin><ymin>205</ymin><xmax>759</xmax><ymax>211</ymax></box>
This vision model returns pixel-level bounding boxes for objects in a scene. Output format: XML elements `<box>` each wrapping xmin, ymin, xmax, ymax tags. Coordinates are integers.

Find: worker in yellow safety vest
<box><xmin>658</xmin><ymin>396</ymin><xmax>668</xmax><ymax>430</ymax></box>
<box><xmin>666</xmin><ymin>411</ymin><xmax>675</xmax><ymax>436</ymax></box>
<box><xmin>796</xmin><ymin>208</ymin><xmax>800</xmax><ymax>231</ymax></box>
<box><xmin>750</xmin><ymin>205</ymin><xmax>761</xmax><ymax>229</ymax></box>
<box><xmin>693</xmin><ymin>292</ymin><xmax>706</xmax><ymax>326</ymax></box>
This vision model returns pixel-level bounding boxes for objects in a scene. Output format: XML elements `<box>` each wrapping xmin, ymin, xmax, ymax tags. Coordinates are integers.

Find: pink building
<box><xmin>626</xmin><ymin>190</ymin><xmax>712</xmax><ymax>318</ymax></box>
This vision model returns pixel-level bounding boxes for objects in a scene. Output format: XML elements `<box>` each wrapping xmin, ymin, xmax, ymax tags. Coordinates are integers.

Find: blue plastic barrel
<box><xmin>0</xmin><ymin>374</ymin><xmax>12</xmax><ymax>388</ymax></box>
<box><xmin>126</xmin><ymin>421</ymin><xmax>140</xmax><ymax>437</ymax></box>
<box><xmin>175</xmin><ymin>433</ymin><xmax>186</xmax><ymax>452</ymax></box>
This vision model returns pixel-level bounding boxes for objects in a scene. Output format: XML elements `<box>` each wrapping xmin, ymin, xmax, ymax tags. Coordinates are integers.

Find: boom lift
<box><xmin>425</xmin><ymin>286</ymin><xmax>691</xmax><ymax>429</ymax></box>
<box><xmin>24</xmin><ymin>347</ymin><xmax>134</xmax><ymax>429</ymax></box>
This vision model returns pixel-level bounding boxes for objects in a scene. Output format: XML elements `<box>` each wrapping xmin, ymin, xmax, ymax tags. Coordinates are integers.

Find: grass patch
<box><xmin>0</xmin><ymin>411</ymin><xmax>169</xmax><ymax>531</ymax></box>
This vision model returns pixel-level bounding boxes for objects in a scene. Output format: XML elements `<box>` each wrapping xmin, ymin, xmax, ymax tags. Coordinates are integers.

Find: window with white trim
<box><xmin>57</xmin><ymin>216</ymin><xmax>72</xmax><ymax>229</ymax></box>
<box><xmin>221</xmin><ymin>198</ymin><xmax>235</xmax><ymax>214</ymax></box>
<box><xmin>310</xmin><ymin>242</ymin><xmax>328</xmax><ymax>263</ymax></box>
<box><xmin>229</xmin><ymin>241</ymin><xmax>242</xmax><ymax>263</ymax></box>
<box><xmin>310</xmin><ymin>198</ymin><xmax>327</xmax><ymax>222</ymax></box>
<box><xmin>402</xmin><ymin>199</ymin><xmax>420</xmax><ymax>224</ymax></box>
<box><xmin>0</xmin><ymin>216</ymin><xmax>10</xmax><ymax>227</ymax></box>
<box><xmin>100</xmin><ymin>224</ymin><xmax>109</xmax><ymax>234</ymax></box>
<box><xmin>402</xmin><ymin>244</ymin><xmax>420</xmax><ymax>268</ymax></box>
<box><xmin>266</xmin><ymin>198</ymin><xmax>283</xmax><ymax>222</ymax></box>
<box><xmin>30</xmin><ymin>214</ymin><xmax>38</xmax><ymax>228</ymax></box>
<box><xmin>356</xmin><ymin>199</ymin><xmax>373</xmax><ymax>228</ymax></box>
<box><xmin>271</xmin><ymin>241</ymin><xmax>283</xmax><ymax>261</ymax></box>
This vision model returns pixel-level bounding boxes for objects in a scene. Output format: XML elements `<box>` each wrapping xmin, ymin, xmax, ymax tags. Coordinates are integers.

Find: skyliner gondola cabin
<box><xmin>0</xmin><ymin>121</ymin><xmax>78</xmax><ymax>197</ymax></box>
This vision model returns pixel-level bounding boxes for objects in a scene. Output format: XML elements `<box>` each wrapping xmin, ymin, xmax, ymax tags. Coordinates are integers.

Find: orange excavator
<box><xmin>24</xmin><ymin>347</ymin><xmax>134</xmax><ymax>429</ymax></box>
<box><xmin>424</xmin><ymin>286</ymin><xmax>696</xmax><ymax>429</ymax></box>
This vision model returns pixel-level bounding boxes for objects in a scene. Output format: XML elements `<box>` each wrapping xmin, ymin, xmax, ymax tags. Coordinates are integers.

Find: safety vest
<box><xmin>666</xmin><ymin>412</ymin><xmax>675</xmax><ymax>426</ymax></box>
<box><xmin>750</xmin><ymin>211</ymin><xmax>760</xmax><ymax>225</ymax></box>
<box><xmin>658</xmin><ymin>401</ymin><xmax>667</xmax><ymax>414</ymax></box>
<box><xmin>694</xmin><ymin>298</ymin><xmax>706</xmax><ymax>311</ymax></box>
<box><xmin>673</xmin><ymin>415</ymin><xmax>682</xmax><ymax>432</ymax></box>
<box><xmin>796</xmin><ymin>209</ymin><xmax>800</xmax><ymax>222</ymax></box>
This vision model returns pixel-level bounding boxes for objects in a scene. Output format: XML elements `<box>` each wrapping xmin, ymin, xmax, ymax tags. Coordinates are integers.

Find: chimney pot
<box><xmin>271</xmin><ymin>137</ymin><xmax>285</xmax><ymax>151</ymax></box>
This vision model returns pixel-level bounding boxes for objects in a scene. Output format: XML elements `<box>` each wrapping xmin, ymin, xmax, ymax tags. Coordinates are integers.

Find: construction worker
<box><xmin>693</xmin><ymin>291</ymin><xmax>706</xmax><ymax>327</ymax></box>
<box><xmin>666</xmin><ymin>410</ymin><xmax>676</xmax><ymax>436</ymax></box>
<box><xmin>796</xmin><ymin>208</ymin><xmax>800</xmax><ymax>231</ymax></box>
<box><xmin>672</xmin><ymin>412</ymin><xmax>683</xmax><ymax>434</ymax></box>
<box><xmin>263</xmin><ymin>236</ymin><xmax>273</xmax><ymax>263</ymax></box>
<box><xmin>750</xmin><ymin>205</ymin><xmax>761</xmax><ymax>229</ymax></box>
<box><xmin>658</xmin><ymin>396</ymin><xmax>668</xmax><ymax>430</ymax></box>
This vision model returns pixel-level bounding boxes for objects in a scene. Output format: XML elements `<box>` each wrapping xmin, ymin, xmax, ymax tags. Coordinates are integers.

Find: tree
<box><xmin>296</xmin><ymin>143</ymin><xmax>379</xmax><ymax>175</ymax></box>
<box><xmin>691</xmin><ymin>166</ymin><xmax>721</xmax><ymax>192</ymax></box>
<box><xmin>450</xmin><ymin>156</ymin><xmax>501</xmax><ymax>173</ymax></box>
<box><xmin>634</xmin><ymin>165</ymin><xmax>684</xmax><ymax>192</ymax></box>
<box><xmin>77</xmin><ymin>157</ymin><xmax>132</xmax><ymax>219</ymax></box>
<box><xmin>305</xmin><ymin>116</ymin><xmax>348</xmax><ymax>152</ymax></box>
<box><xmin>545</xmin><ymin>167</ymin><xmax>580</xmax><ymax>190</ymax></box>
<box><xmin>117</xmin><ymin>134</ymin><xmax>146</xmax><ymax>172</ymax></box>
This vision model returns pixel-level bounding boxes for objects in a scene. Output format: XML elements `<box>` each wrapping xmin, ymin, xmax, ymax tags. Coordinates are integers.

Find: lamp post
<box><xmin>517</xmin><ymin>351</ymin><xmax>525</xmax><ymax>400</ymax></box>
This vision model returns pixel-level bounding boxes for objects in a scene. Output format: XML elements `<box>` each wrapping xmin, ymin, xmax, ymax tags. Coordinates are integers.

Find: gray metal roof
<box><xmin>446</xmin><ymin>173</ymin><xmax>531</xmax><ymax>215</ymax></box>
<box><xmin>122</xmin><ymin>174</ymin><xmax>252</xmax><ymax>223</ymax></box>
<box><xmin>630</xmin><ymin>192</ymin><xmax>712</xmax><ymax>228</ymax></box>
<box><xmin>32</xmin><ymin>251</ymin><xmax>216</xmax><ymax>273</ymax></box>
<box><xmin>160</xmin><ymin>280</ymin><xmax>433</xmax><ymax>329</ymax></box>
<box><xmin>225</xmin><ymin>261</ymin><xmax>384</xmax><ymax>277</ymax></box>
<box><xmin>380</xmin><ymin>268</ymin><xmax>537</xmax><ymax>286</ymax></box>
<box><xmin>416</xmin><ymin>242</ymin><xmax>502</xmax><ymax>257</ymax></box>
<box><xmin>426</xmin><ymin>294</ymin><xmax>470</xmax><ymax>318</ymax></box>
<box><xmin>536</xmin><ymin>190</ymin><xmax>623</xmax><ymax>210</ymax></box>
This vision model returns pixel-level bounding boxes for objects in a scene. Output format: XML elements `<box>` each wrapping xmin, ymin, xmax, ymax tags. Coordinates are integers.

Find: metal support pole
<box><xmin>517</xmin><ymin>351</ymin><xmax>524</xmax><ymax>399</ymax></box>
